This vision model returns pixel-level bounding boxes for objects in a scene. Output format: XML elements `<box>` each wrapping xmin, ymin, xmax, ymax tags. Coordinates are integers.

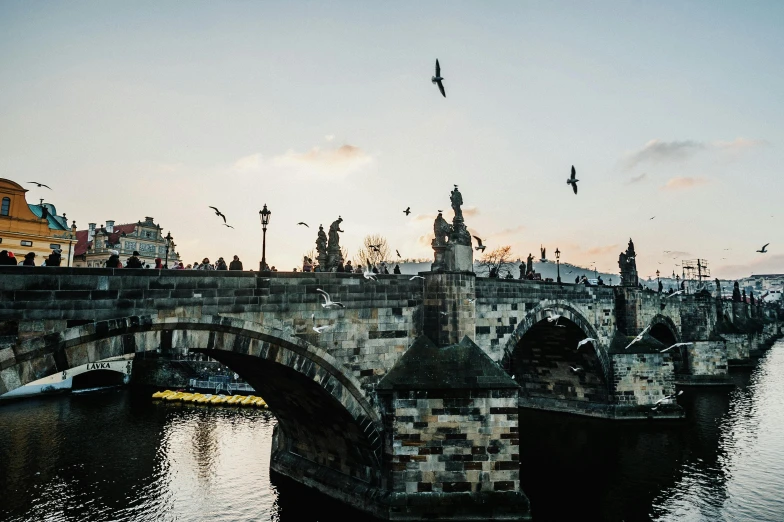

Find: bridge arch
<box><xmin>648</xmin><ymin>314</ymin><xmax>681</xmax><ymax>346</ymax></box>
<box><xmin>502</xmin><ymin>301</ymin><xmax>611</xmax><ymax>403</ymax></box>
<box><xmin>2</xmin><ymin>315</ymin><xmax>383</xmax><ymax>483</ymax></box>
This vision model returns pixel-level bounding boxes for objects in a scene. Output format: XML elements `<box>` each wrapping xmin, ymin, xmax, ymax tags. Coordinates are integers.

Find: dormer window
<box><xmin>1</xmin><ymin>197</ymin><xmax>9</xmax><ymax>216</ymax></box>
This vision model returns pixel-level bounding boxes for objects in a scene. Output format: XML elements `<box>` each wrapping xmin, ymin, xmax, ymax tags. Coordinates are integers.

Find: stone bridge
<box><xmin>1</xmin><ymin>267</ymin><xmax>781</xmax><ymax>520</ymax></box>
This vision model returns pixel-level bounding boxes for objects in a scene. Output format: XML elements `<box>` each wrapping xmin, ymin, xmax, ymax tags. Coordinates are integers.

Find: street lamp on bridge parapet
<box><xmin>164</xmin><ymin>231</ymin><xmax>173</xmax><ymax>269</ymax></box>
<box><xmin>259</xmin><ymin>204</ymin><xmax>272</xmax><ymax>272</ymax></box>
<box><xmin>555</xmin><ymin>248</ymin><xmax>561</xmax><ymax>284</ymax></box>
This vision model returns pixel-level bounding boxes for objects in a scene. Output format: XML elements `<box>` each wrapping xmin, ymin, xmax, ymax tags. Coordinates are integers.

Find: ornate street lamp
<box><xmin>164</xmin><ymin>231</ymin><xmax>173</xmax><ymax>269</ymax></box>
<box><xmin>656</xmin><ymin>269</ymin><xmax>660</xmax><ymax>292</ymax></box>
<box><xmin>259</xmin><ymin>204</ymin><xmax>272</xmax><ymax>272</ymax></box>
<box><xmin>555</xmin><ymin>248</ymin><xmax>561</xmax><ymax>284</ymax></box>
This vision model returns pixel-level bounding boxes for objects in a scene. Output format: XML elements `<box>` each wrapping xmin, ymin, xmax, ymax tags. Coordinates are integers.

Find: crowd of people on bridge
<box><xmin>297</xmin><ymin>256</ymin><xmax>402</xmax><ymax>275</ymax></box>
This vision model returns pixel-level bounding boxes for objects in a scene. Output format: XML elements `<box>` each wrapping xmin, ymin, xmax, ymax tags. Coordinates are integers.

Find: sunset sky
<box><xmin>1</xmin><ymin>1</ymin><xmax>781</xmax><ymax>278</ymax></box>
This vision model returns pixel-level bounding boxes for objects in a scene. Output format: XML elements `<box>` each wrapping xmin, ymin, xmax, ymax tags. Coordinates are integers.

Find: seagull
<box><xmin>576</xmin><ymin>338</ymin><xmax>596</xmax><ymax>350</ymax></box>
<box><xmin>566</xmin><ymin>165</ymin><xmax>579</xmax><ymax>195</ymax></box>
<box><xmin>410</xmin><ymin>275</ymin><xmax>425</xmax><ymax>280</ymax></box>
<box><xmin>756</xmin><ymin>243</ymin><xmax>769</xmax><ymax>253</ymax></box>
<box><xmin>473</xmin><ymin>236</ymin><xmax>486</xmax><ymax>252</ymax></box>
<box><xmin>624</xmin><ymin>325</ymin><xmax>651</xmax><ymax>350</ymax></box>
<box><xmin>297</xmin><ymin>222</ymin><xmax>309</xmax><ymax>228</ymax></box>
<box><xmin>369</xmin><ymin>244</ymin><xmax>381</xmax><ymax>249</ymax></box>
<box><xmin>665</xmin><ymin>290</ymin><xmax>684</xmax><ymax>298</ymax></box>
<box><xmin>654</xmin><ymin>390</ymin><xmax>683</xmax><ymax>406</ymax></box>
<box><xmin>396</xmin><ymin>249</ymin><xmax>401</xmax><ymax>258</ymax></box>
<box><xmin>316</xmin><ymin>288</ymin><xmax>344</xmax><ymax>308</ymax></box>
<box><xmin>661</xmin><ymin>342</ymin><xmax>692</xmax><ymax>353</ymax></box>
<box><xmin>440</xmin><ymin>312</ymin><xmax>448</xmax><ymax>316</ymax></box>
<box><xmin>223</xmin><ymin>224</ymin><xmax>234</xmax><ymax>229</ymax></box>
<box><xmin>370</xmin><ymin>245</ymin><xmax>381</xmax><ymax>253</ymax></box>
<box><xmin>466</xmin><ymin>298</ymin><xmax>476</xmax><ymax>304</ymax></box>
<box><xmin>28</xmin><ymin>181</ymin><xmax>52</xmax><ymax>189</ymax></box>
<box><xmin>403</xmin><ymin>207</ymin><xmax>411</xmax><ymax>216</ymax></box>
<box><xmin>432</xmin><ymin>59</ymin><xmax>446</xmax><ymax>97</ymax></box>
<box><xmin>313</xmin><ymin>325</ymin><xmax>332</xmax><ymax>334</ymax></box>
<box><xmin>650</xmin><ymin>216</ymin><xmax>656</xmax><ymax>220</ymax></box>
<box><xmin>208</xmin><ymin>206</ymin><xmax>227</xmax><ymax>223</ymax></box>
<box><xmin>569</xmin><ymin>366</ymin><xmax>583</xmax><ymax>373</ymax></box>
<box><xmin>544</xmin><ymin>309</ymin><xmax>563</xmax><ymax>325</ymax></box>
<box><xmin>363</xmin><ymin>261</ymin><xmax>377</xmax><ymax>281</ymax></box>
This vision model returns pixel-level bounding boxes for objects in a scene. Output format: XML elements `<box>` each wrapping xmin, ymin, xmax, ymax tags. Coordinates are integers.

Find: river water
<box><xmin>2</xmin><ymin>341</ymin><xmax>783</xmax><ymax>522</ymax></box>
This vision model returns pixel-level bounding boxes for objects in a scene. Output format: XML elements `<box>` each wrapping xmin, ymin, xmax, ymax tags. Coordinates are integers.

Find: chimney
<box><xmin>106</xmin><ymin>220</ymin><xmax>114</xmax><ymax>233</ymax></box>
<box><xmin>88</xmin><ymin>223</ymin><xmax>96</xmax><ymax>242</ymax></box>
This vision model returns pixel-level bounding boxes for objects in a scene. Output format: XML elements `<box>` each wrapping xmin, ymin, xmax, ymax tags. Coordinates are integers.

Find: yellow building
<box><xmin>0</xmin><ymin>178</ymin><xmax>78</xmax><ymax>266</ymax></box>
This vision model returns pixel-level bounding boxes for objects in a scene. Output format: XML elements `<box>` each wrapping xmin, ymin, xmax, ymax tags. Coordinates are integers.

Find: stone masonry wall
<box><xmin>475</xmin><ymin>279</ymin><xmax>616</xmax><ymax>362</ymax></box>
<box><xmin>0</xmin><ymin>268</ymin><xmax>423</xmax><ymax>395</ymax></box>
<box><xmin>686</xmin><ymin>341</ymin><xmax>728</xmax><ymax>377</ymax></box>
<box><xmin>612</xmin><ymin>353</ymin><xmax>676</xmax><ymax>406</ymax></box>
<box><xmin>423</xmin><ymin>272</ymin><xmax>476</xmax><ymax>347</ymax></box>
<box><xmin>384</xmin><ymin>389</ymin><xmax>519</xmax><ymax>495</ymax></box>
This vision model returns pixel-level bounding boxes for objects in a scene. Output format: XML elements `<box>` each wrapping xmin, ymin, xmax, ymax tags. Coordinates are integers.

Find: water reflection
<box><xmin>1</xmin><ymin>341</ymin><xmax>783</xmax><ymax>521</ymax></box>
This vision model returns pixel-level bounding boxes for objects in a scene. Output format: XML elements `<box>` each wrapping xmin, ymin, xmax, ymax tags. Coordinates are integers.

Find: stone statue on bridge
<box><xmin>540</xmin><ymin>245</ymin><xmax>546</xmax><ymax>261</ymax></box>
<box><xmin>448</xmin><ymin>185</ymin><xmax>471</xmax><ymax>246</ymax></box>
<box><xmin>316</xmin><ymin>224</ymin><xmax>328</xmax><ymax>268</ymax></box>
<box><xmin>732</xmin><ymin>281</ymin><xmax>741</xmax><ymax>302</ymax></box>
<box><xmin>326</xmin><ymin>217</ymin><xmax>344</xmax><ymax>270</ymax></box>
<box><xmin>431</xmin><ymin>185</ymin><xmax>473</xmax><ymax>272</ymax></box>
<box><xmin>526</xmin><ymin>253</ymin><xmax>534</xmax><ymax>276</ymax></box>
<box><xmin>618</xmin><ymin>238</ymin><xmax>639</xmax><ymax>287</ymax></box>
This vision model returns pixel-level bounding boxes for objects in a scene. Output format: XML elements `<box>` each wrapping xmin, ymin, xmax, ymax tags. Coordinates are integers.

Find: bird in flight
<box><xmin>208</xmin><ymin>206</ymin><xmax>227</xmax><ymax>223</ymax></box>
<box><xmin>576</xmin><ymin>338</ymin><xmax>596</xmax><ymax>350</ymax></box>
<box><xmin>432</xmin><ymin>59</ymin><xmax>446</xmax><ymax>97</ymax></box>
<box><xmin>313</xmin><ymin>325</ymin><xmax>332</xmax><ymax>334</ymax></box>
<box><xmin>757</xmin><ymin>243</ymin><xmax>769</xmax><ymax>253</ymax></box>
<box><xmin>650</xmin><ymin>216</ymin><xmax>656</xmax><ymax>220</ymax></box>
<box><xmin>569</xmin><ymin>366</ymin><xmax>583</xmax><ymax>374</ymax></box>
<box><xmin>466</xmin><ymin>298</ymin><xmax>476</xmax><ymax>304</ymax></box>
<box><xmin>396</xmin><ymin>249</ymin><xmax>401</xmax><ymax>258</ymax></box>
<box><xmin>544</xmin><ymin>309</ymin><xmax>563</xmax><ymax>326</ymax></box>
<box><xmin>363</xmin><ymin>261</ymin><xmax>377</xmax><ymax>281</ymax></box>
<box><xmin>316</xmin><ymin>288</ymin><xmax>344</xmax><ymax>309</ymax></box>
<box><xmin>403</xmin><ymin>207</ymin><xmax>411</xmax><ymax>216</ymax></box>
<box><xmin>654</xmin><ymin>390</ymin><xmax>683</xmax><ymax>406</ymax></box>
<box><xmin>473</xmin><ymin>236</ymin><xmax>486</xmax><ymax>252</ymax></box>
<box><xmin>28</xmin><ymin>181</ymin><xmax>52</xmax><ymax>189</ymax></box>
<box><xmin>223</xmin><ymin>224</ymin><xmax>234</xmax><ymax>229</ymax></box>
<box><xmin>661</xmin><ymin>342</ymin><xmax>692</xmax><ymax>353</ymax></box>
<box><xmin>370</xmin><ymin>245</ymin><xmax>381</xmax><ymax>253</ymax></box>
<box><xmin>665</xmin><ymin>290</ymin><xmax>684</xmax><ymax>298</ymax></box>
<box><xmin>297</xmin><ymin>222</ymin><xmax>309</xmax><ymax>228</ymax></box>
<box><xmin>410</xmin><ymin>275</ymin><xmax>425</xmax><ymax>281</ymax></box>
<box><xmin>567</xmin><ymin>165</ymin><xmax>579</xmax><ymax>194</ymax></box>
<box><xmin>624</xmin><ymin>325</ymin><xmax>651</xmax><ymax>350</ymax></box>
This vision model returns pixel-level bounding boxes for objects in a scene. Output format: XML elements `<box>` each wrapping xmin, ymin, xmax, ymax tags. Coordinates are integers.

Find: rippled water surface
<box><xmin>2</xmin><ymin>340</ymin><xmax>784</xmax><ymax>522</ymax></box>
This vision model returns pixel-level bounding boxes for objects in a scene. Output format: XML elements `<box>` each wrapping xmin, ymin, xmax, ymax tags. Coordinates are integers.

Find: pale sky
<box><xmin>1</xmin><ymin>1</ymin><xmax>781</xmax><ymax>278</ymax></box>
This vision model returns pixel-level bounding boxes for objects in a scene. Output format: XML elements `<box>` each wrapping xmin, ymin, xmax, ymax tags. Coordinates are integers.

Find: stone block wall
<box><xmin>423</xmin><ymin>272</ymin><xmax>476</xmax><ymax>347</ymax></box>
<box><xmin>383</xmin><ymin>389</ymin><xmax>519</xmax><ymax>495</ymax></box>
<box><xmin>686</xmin><ymin>341</ymin><xmax>728</xmax><ymax>377</ymax></box>
<box><xmin>612</xmin><ymin>353</ymin><xmax>676</xmax><ymax>406</ymax></box>
<box><xmin>475</xmin><ymin>279</ymin><xmax>616</xmax><ymax>362</ymax></box>
<box><xmin>722</xmin><ymin>334</ymin><xmax>749</xmax><ymax>362</ymax></box>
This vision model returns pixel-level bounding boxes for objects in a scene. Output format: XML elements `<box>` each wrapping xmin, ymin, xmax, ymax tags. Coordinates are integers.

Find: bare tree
<box><xmin>476</xmin><ymin>245</ymin><xmax>515</xmax><ymax>278</ymax></box>
<box><xmin>356</xmin><ymin>234</ymin><xmax>391</xmax><ymax>268</ymax></box>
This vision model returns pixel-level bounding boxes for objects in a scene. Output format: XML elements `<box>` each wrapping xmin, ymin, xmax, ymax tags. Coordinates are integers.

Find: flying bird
<box><xmin>624</xmin><ymin>325</ymin><xmax>651</xmax><ymax>350</ymax></box>
<box><xmin>654</xmin><ymin>390</ymin><xmax>683</xmax><ymax>406</ymax></box>
<box><xmin>569</xmin><ymin>366</ymin><xmax>583</xmax><ymax>374</ymax></box>
<box><xmin>665</xmin><ymin>290</ymin><xmax>684</xmax><ymax>298</ymax></box>
<box><xmin>544</xmin><ymin>309</ymin><xmax>563</xmax><ymax>326</ymax></box>
<box><xmin>363</xmin><ymin>261</ymin><xmax>377</xmax><ymax>281</ymax></box>
<box><xmin>316</xmin><ymin>288</ymin><xmax>344</xmax><ymax>309</ymax></box>
<box><xmin>313</xmin><ymin>325</ymin><xmax>332</xmax><ymax>334</ymax></box>
<box><xmin>223</xmin><ymin>224</ymin><xmax>234</xmax><ymax>229</ymax></box>
<box><xmin>28</xmin><ymin>181</ymin><xmax>51</xmax><ymax>189</ymax></box>
<box><xmin>576</xmin><ymin>338</ymin><xmax>596</xmax><ymax>350</ymax></box>
<box><xmin>466</xmin><ymin>298</ymin><xmax>476</xmax><ymax>304</ymax></box>
<box><xmin>756</xmin><ymin>243</ymin><xmax>769</xmax><ymax>253</ymax></box>
<box><xmin>661</xmin><ymin>342</ymin><xmax>692</xmax><ymax>353</ymax></box>
<box><xmin>403</xmin><ymin>207</ymin><xmax>411</xmax><ymax>216</ymax></box>
<box><xmin>410</xmin><ymin>275</ymin><xmax>425</xmax><ymax>280</ymax></box>
<box><xmin>297</xmin><ymin>222</ymin><xmax>309</xmax><ymax>228</ymax></box>
<box><xmin>650</xmin><ymin>216</ymin><xmax>656</xmax><ymax>220</ymax></box>
<box><xmin>396</xmin><ymin>249</ymin><xmax>401</xmax><ymax>258</ymax></box>
<box><xmin>473</xmin><ymin>236</ymin><xmax>486</xmax><ymax>252</ymax></box>
<box><xmin>432</xmin><ymin>59</ymin><xmax>446</xmax><ymax>97</ymax></box>
<box><xmin>208</xmin><ymin>206</ymin><xmax>227</xmax><ymax>223</ymax></box>
<box><xmin>566</xmin><ymin>165</ymin><xmax>579</xmax><ymax>194</ymax></box>
<box><xmin>370</xmin><ymin>245</ymin><xmax>381</xmax><ymax>253</ymax></box>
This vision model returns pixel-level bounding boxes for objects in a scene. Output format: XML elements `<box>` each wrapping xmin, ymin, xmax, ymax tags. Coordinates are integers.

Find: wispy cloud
<box><xmin>233</xmin><ymin>153</ymin><xmax>263</xmax><ymax>172</ymax></box>
<box><xmin>627</xmin><ymin>172</ymin><xmax>647</xmax><ymax>184</ymax></box>
<box><xmin>661</xmin><ymin>176</ymin><xmax>709</xmax><ymax>191</ymax></box>
<box><xmin>715</xmin><ymin>137</ymin><xmax>768</xmax><ymax>151</ymax></box>
<box><xmin>585</xmin><ymin>244</ymin><xmax>619</xmax><ymax>256</ymax></box>
<box><xmin>273</xmin><ymin>144</ymin><xmax>373</xmax><ymax>175</ymax></box>
<box><xmin>623</xmin><ymin>140</ymin><xmax>705</xmax><ymax>171</ymax></box>
<box><xmin>324</xmin><ymin>134</ymin><xmax>335</xmax><ymax>142</ymax></box>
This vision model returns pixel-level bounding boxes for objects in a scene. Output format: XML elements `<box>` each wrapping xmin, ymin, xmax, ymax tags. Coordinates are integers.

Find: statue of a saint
<box><xmin>540</xmin><ymin>245</ymin><xmax>546</xmax><ymax>261</ymax></box>
<box><xmin>450</xmin><ymin>185</ymin><xmax>463</xmax><ymax>223</ymax></box>
<box><xmin>432</xmin><ymin>212</ymin><xmax>451</xmax><ymax>247</ymax></box>
<box><xmin>526</xmin><ymin>253</ymin><xmax>534</xmax><ymax>275</ymax></box>
<box><xmin>328</xmin><ymin>217</ymin><xmax>344</xmax><ymax>250</ymax></box>
<box><xmin>316</xmin><ymin>224</ymin><xmax>328</xmax><ymax>259</ymax></box>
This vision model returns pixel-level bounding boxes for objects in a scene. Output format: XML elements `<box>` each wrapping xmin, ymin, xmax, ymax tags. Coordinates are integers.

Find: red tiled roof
<box><xmin>74</xmin><ymin>223</ymin><xmax>137</xmax><ymax>256</ymax></box>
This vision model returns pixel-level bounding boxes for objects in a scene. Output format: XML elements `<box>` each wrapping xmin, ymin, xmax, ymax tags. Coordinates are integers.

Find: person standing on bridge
<box><xmin>216</xmin><ymin>257</ymin><xmax>228</xmax><ymax>270</ymax></box>
<box><xmin>22</xmin><ymin>252</ymin><xmax>36</xmax><ymax>266</ymax></box>
<box><xmin>45</xmin><ymin>248</ymin><xmax>62</xmax><ymax>267</ymax></box>
<box><xmin>126</xmin><ymin>251</ymin><xmax>143</xmax><ymax>269</ymax></box>
<box><xmin>229</xmin><ymin>255</ymin><xmax>243</xmax><ymax>270</ymax></box>
<box><xmin>0</xmin><ymin>250</ymin><xmax>15</xmax><ymax>266</ymax></box>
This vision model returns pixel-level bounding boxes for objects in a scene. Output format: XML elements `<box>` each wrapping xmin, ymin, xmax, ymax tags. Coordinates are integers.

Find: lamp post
<box><xmin>259</xmin><ymin>204</ymin><xmax>272</xmax><ymax>272</ymax></box>
<box><xmin>656</xmin><ymin>269</ymin><xmax>660</xmax><ymax>293</ymax></box>
<box><xmin>164</xmin><ymin>231</ymin><xmax>173</xmax><ymax>269</ymax></box>
<box><xmin>555</xmin><ymin>248</ymin><xmax>561</xmax><ymax>284</ymax></box>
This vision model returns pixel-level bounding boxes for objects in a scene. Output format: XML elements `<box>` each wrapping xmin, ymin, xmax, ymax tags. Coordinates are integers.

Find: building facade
<box><xmin>0</xmin><ymin>178</ymin><xmax>78</xmax><ymax>265</ymax></box>
<box><xmin>73</xmin><ymin>217</ymin><xmax>180</xmax><ymax>268</ymax></box>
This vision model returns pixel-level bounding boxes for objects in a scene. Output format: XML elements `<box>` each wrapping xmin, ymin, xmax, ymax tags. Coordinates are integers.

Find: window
<box><xmin>21</xmin><ymin>240</ymin><xmax>32</xmax><ymax>247</ymax></box>
<box><xmin>50</xmin><ymin>244</ymin><xmax>60</xmax><ymax>250</ymax></box>
<box><xmin>1</xmin><ymin>197</ymin><xmax>9</xmax><ymax>216</ymax></box>
<box><xmin>145</xmin><ymin>231</ymin><xmax>153</xmax><ymax>239</ymax></box>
